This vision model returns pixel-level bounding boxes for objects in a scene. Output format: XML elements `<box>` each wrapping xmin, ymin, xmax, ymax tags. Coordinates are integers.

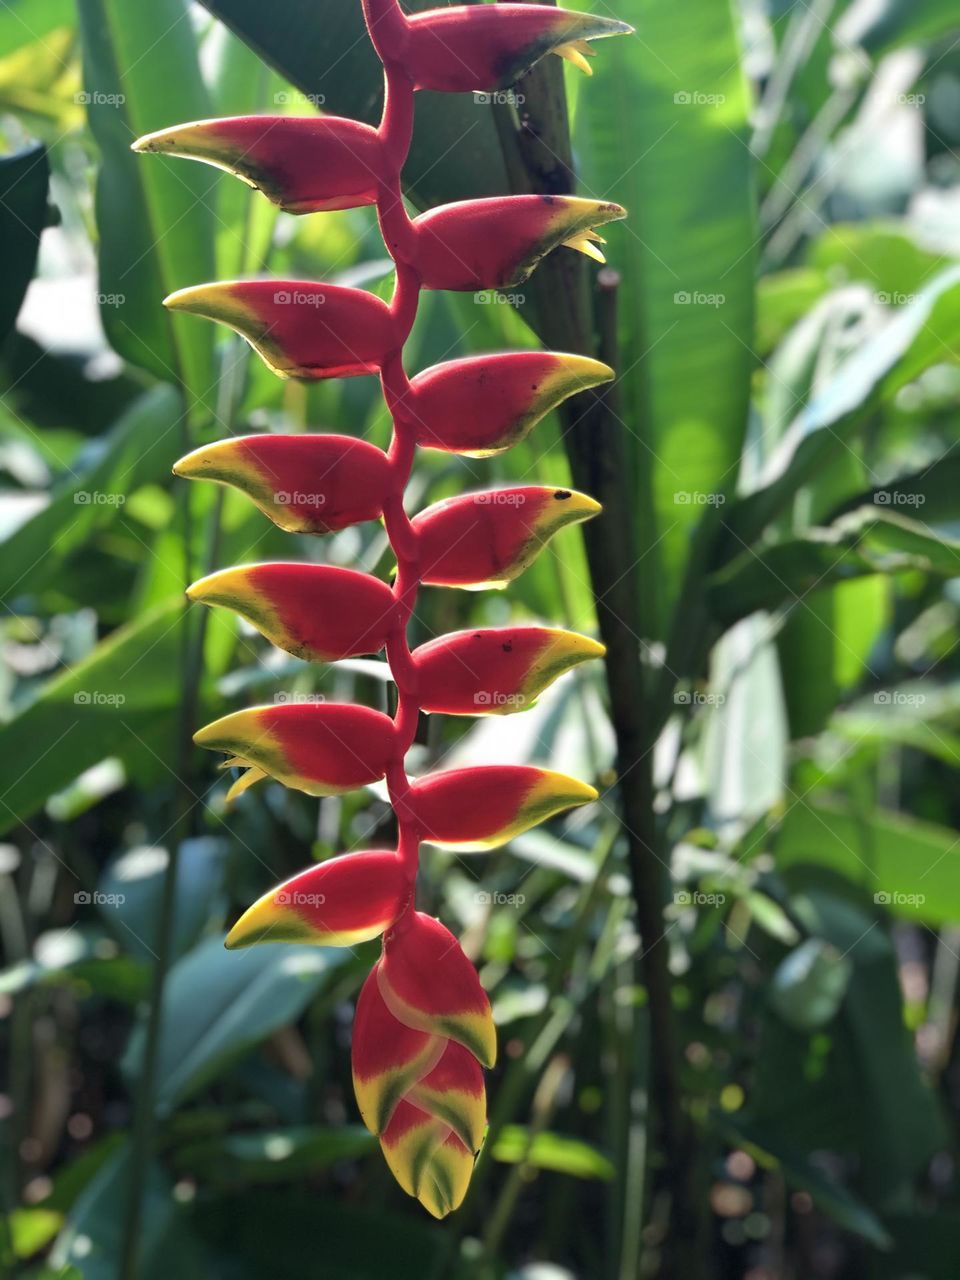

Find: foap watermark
<box><xmin>276</xmin><ymin>890</ymin><xmax>327</xmax><ymax>907</ymax></box>
<box><xmin>474</xmin><ymin>691</ymin><xmax>526</xmax><ymax>709</ymax></box>
<box><xmin>74</xmin><ymin>691</ymin><xmax>126</xmax><ymax>707</ymax></box>
<box><xmin>274</xmin><ymin>288</ymin><xmax>325</xmax><ymax>307</ymax></box>
<box><xmin>274</xmin><ymin>91</ymin><xmax>326</xmax><ymax>107</ymax></box>
<box><xmin>96</xmin><ymin>293</ymin><xmax>125</xmax><ymax>308</ymax></box>
<box><xmin>895</xmin><ymin>92</ymin><xmax>925</xmax><ymax>106</ymax></box>
<box><xmin>274</xmin><ymin>691</ymin><xmax>326</xmax><ymax>705</ymax></box>
<box><xmin>75</xmin><ymin>890</ymin><xmax>126</xmax><ymax>907</ymax></box>
<box><xmin>674</xmin><ymin>90</ymin><xmax>725</xmax><ymax>107</ymax></box>
<box><xmin>874</xmin><ymin>690</ymin><xmax>925</xmax><ymax>707</ymax></box>
<box><xmin>674</xmin><ymin>290</ymin><xmax>725</xmax><ymax>308</ymax></box>
<box><xmin>674</xmin><ymin>490</ymin><xmax>725</xmax><ymax>506</ymax></box>
<box><xmin>475</xmin><ymin>290</ymin><xmax>525</xmax><ymax>307</ymax></box>
<box><xmin>75</xmin><ymin>90</ymin><xmax>125</xmax><ymax>107</ymax></box>
<box><xmin>876</xmin><ymin>290</ymin><xmax>918</xmax><ymax>306</ymax></box>
<box><xmin>874</xmin><ymin>490</ymin><xmax>924</xmax><ymax>508</ymax></box>
<box><xmin>474</xmin><ymin>491</ymin><xmax>526</xmax><ymax>507</ymax></box>
<box><xmin>476</xmin><ymin>890</ymin><xmax>526</xmax><ymax>907</ymax></box>
<box><xmin>674</xmin><ymin>690</ymin><xmax>726</xmax><ymax>707</ymax></box>
<box><xmin>75</xmin><ymin>491</ymin><xmax>125</xmax><ymax>507</ymax></box>
<box><xmin>275</xmin><ymin>491</ymin><xmax>327</xmax><ymax>508</ymax></box>
<box><xmin>473</xmin><ymin>90</ymin><xmax>525</xmax><ymax>106</ymax></box>
<box><xmin>874</xmin><ymin>890</ymin><xmax>925</xmax><ymax>907</ymax></box>
<box><xmin>674</xmin><ymin>889</ymin><xmax>726</xmax><ymax>907</ymax></box>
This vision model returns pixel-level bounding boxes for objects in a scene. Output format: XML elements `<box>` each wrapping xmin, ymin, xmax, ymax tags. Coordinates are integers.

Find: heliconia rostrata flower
<box><xmin>136</xmin><ymin>0</ymin><xmax>630</xmax><ymax>1217</ymax></box>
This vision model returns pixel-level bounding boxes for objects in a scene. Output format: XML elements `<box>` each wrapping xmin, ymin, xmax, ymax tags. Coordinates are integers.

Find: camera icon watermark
<box><xmin>75</xmin><ymin>491</ymin><xmax>125</xmax><ymax>506</ymax></box>
<box><xmin>674</xmin><ymin>90</ymin><xmax>725</xmax><ymax>107</ymax></box>
<box><xmin>474</xmin><ymin>491</ymin><xmax>526</xmax><ymax>507</ymax></box>
<box><xmin>273</xmin><ymin>91</ymin><xmax>326</xmax><ymax>107</ymax></box>
<box><xmin>276</xmin><ymin>890</ymin><xmax>326</xmax><ymax>906</ymax></box>
<box><xmin>74</xmin><ymin>890</ymin><xmax>126</xmax><ymax>907</ymax></box>
<box><xmin>273</xmin><ymin>288</ymin><xmax>325</xmax><ymax>308</ymax></box>
<box><xmin>673</xmin><ymin>690</ymin><xmax>726</xmax><ymax>707</ymax></box>
<box><xmin>473</xmin><ymin>90</ymin><xmax>525</xmax><ymax>106</ymax></box>
<box><xmin>75</xmin><ymin>90</ymin><xmax>126</xmax><ymax>107</ymax></box>
<box><xmin>475</xmin><ymin>890</ymin><xmax>526</xmax><ymax>907</ymax></box>
<box><xmin>674</xmin><ymin>290</ymin><xmax>725</xmax><ymax>308</ymax></box>
<box><xmin>674</xmin><ymin>490</ymin><xmax>726</xmax><ymax>506</ymax></box>
<box><xmin>474</xmin><ymin>691</ymin><xmax>525</xmax><ymax>709</ymax></box>
<box><xmin>274</xmin><ymin>691</ymin><xmax>326</xmax><ymax>705</ymax></box>
<box><xmin>873</xmin><ymin>690</ymin><xmax>925</xmax><ymax>707</ymax></box>
<box><xmin>274</xmin><ymin>491</ymin><xmax>327</xmax><ymax>507</ymax></box>
<box><xmin>73</xmin><ymin>690</ymin><xmax>126</xmax><ymax>707</ymax></box>
<box><xmin>674</xmin><ymin>889</ymin><xmax>726</xmax><ymax>907</ymax></box>
<box><xmin>874</xmin><ymin>890</ymin><xmax>925</xmax><ymax>907</ymax></box>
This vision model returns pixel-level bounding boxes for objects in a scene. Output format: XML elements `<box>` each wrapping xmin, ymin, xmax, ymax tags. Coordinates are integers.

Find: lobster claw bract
<box><xmin>413</xmin><ymin>626</ymin><xmax>605</xmax><ymax>715</ymax></box>
<box><xmin>194</xmin><ymin>703</ymin><xmax>398</xmax><ymax>799</ymax></box>
<box><xmin>379</xmin><ymin>912</ymin><xmax>496</xmax><ymax>1068</ymax></box>
<box><xmin>188</xmin><ymin>564</ymin><xmax>398</xmax><ymax>662</ymax></box>
<box><xmin>173</xmin><ymin>435</ymin><xmax>392</xmax><ymax>534</ymax></box>
<box><xmin>411</xmin><ymin>765</ymin><xmax>597</xmax><ymax>850</ymax></box>
<box><xmin>133</xmin><ymin>115</ymin><xmax>384</xmax><ymax>213</ymax></box>
<box><xmin>226</xmin><ymin>850</ymin><xmax>408</xmax><ymax>948</ymax></box>
<box><xmin>413</xmin><ymin>486</ymin><xmax>601</xmax><ymax>590</ymax></box>
<box><xmin>165</xmin><ymin>280</ymin><xmax>398</xmax><ymax>379</ymax></box>
<box><xmin>407</xmin><ymin>351</ymin><xmax>612</xmax><ymax>457</ymax></box>
<box><xmin>400</xmin><ymin>5</ymin><xmax>632</xmax><ymax>93</ymax></box>
<box><xmin>412</xmin><ymin>195</ymin><xmax>625</xmax><ymax>291</ymax></box>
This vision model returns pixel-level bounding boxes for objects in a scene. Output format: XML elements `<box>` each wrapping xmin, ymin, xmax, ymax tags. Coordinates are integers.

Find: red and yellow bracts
<box><xmin>138</xmin><ymin>0</ymin><xmax>629</xmax><ymax>1217</ymax></box>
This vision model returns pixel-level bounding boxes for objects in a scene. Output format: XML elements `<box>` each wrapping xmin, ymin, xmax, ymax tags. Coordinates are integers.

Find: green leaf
<box><xmin>750</xmin><ymin>889</ymin><xmax>945</xmax><ymax>1201</ymax></box>
<box><xmin>777</xmin><ymin>797</ymin><xmax>960</xmax><ymax>925</ymax></box>
<box><xmin>726</xmin><ymin>267</ymin><xmax>960</xmax><ymax>548</ymax></box>
<box><xmin>0</xmin><ymin>386</ymin><xmax>183</xmax><ymax>604</ymax></box>
<box><xmin>492</xmin><ymin>1126</ymin><xmax>614</xmax><ymax>1181</ymax></box>
<box><xmin>840</xmin><ymin>0</ymin><xmax>960</xmax><ymax>56</ymax></box>
<box><xmin>809</xmin><ymin>223</ymin><xmax>950</xmax><ymax>300</ymax></box>
<box><xmin>702</xmin><ymin>613</ymin><xmax>787</xmax><ymax>834</ymax></box>
<box><xmin>0</xmin><ymin>142</ymin><xmax>49</xmax><ymax>342</ymax></box>
<box><xmin>718</xmin><ymin>1117</ymin><xmax>892</xmax><ymax>1249</ymax></box>
<box><xmin>574</xmin><ymin>0</ymin><xmax>756</xmax><ymax>630</ymax></box>
<box><xmin>77</xmin><ymin>0</ymin><xmax>216</xmax><ymax>400</ymax></box>
<box><xmin>173</xmin><ymin>1126</ymin><xmax>375</xmax><ymax>1187</ymax></box>
<box><xmin>50</xmin><ymin>1145</ymin><xmax>205</xmax><ymax>1280</ymax></box>
<box><xmin>196</xmin><ymin>0</ymin><xmax>507</xmax><ymax>207</ymax></box>
<box><xmin>98</xmin><ymin>837</ymin><xmax>229</xmax><ymax>961</ymax></box>
<box><xmin>0</xmin><ymin>597</ymin><xmax>187</xmax><ymax>835</ymax></box>
<box><xmin>0</xmin><ymin>0</ymin><xmax>74</xmax><ymax>60</ymax></box>
<box><xmin>9</xmin><ymin>1209</ymin><xmax>63</xmax><ymax>1259</ymax></box>
<box><xmin>769</xmin><ymin>937</ymin><xmax>853</xmax><ymax>1031</ymax></box>
<box><xmin>709</xmin><ymin>507</ymin><xmax>960</xmax><ymax>625</ymax></box>
<box><xmin>122</xmin><ymin>936</ymin><xmax>348</xmax><ymax>1113</ymax></box>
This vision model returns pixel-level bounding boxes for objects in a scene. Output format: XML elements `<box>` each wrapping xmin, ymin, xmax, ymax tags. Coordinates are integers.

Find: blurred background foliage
<box><xmin>2</xmin><ymin>0</ymin><xmax>960</xmax><ymax>1276</ymax></box>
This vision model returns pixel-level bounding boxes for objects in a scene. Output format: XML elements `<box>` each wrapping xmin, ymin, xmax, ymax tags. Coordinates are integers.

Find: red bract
<box><xmin>364</xmin><ymin>0</ymin><xmax>632</xmax><ymax>92</ymax></box>
<box><xmin>226</xmin><ymin>850</ymin><xmax>408</xmax><ymax>948</ymax></box>
<box><xmin>165</xmin><ymin>280</ymin><xmax>398</xmax><ymax>379</ymax></box>
<box><xmin>407</xmin><ymin>351</ymin><xmax>612</xmax><ymax>456</ymax></box>
<box><xmin>174</xmin><ymin>434</ymin><xmax>392</xmax><ymax>534</ymax></box>
<box><xmin>414</xmin><ymin>486</ymin><xmax>601</xmax><ymax>589</ymax></box>
<box><xmin>412</xmin><ymin>195</ymin><xmax>625</xmax><ymax>291</ymax></box>
<box><xmin>193</xmin><ymin>702</ymin><xmax>397</xmax><ymax>799</ymax></box>
<box><xmin>188</xmin><ymin>564</ymin><xmax>398</xmax><ymax>661</ymax></box>
<box><xmin>413</xmin><ymin>626</ymin><xmax>605</xmax><ymax>715</ymax></box>
<box><xmin>410</xmin><ymin>766</ymin><xmax>598</xmax><ymax>850</ymax></box>
<box><xmin>133</xmin><ymin>116</ymin><xmax>384</xmax><ymax>213</ymax></box>
<box><xmin>142</xmin><ymin>0</ymin><xmax>627</xmax><ymax>1216</ymax></box>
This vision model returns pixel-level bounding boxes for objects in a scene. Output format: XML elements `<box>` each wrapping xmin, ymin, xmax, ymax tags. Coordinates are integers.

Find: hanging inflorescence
<box><xmin>135</xmin><ymin>0</ymin><xmax>630</xmax><ymax>1218</ymax></box>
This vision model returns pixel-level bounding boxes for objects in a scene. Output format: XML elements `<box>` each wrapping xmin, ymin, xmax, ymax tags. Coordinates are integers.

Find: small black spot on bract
<box><xmin>554</xmin><ymin>490</ymin><xmax>572</xmax><ymax>500</ymax></box>
<box><xmin>502</xmin><ymin>641</ymin><xmax>513</xmax><ymax>653</ymax></box>
<box><xmin>473</xmin><ymin>632</ymin><xmax>483</xmax><ymax>640</ymax></box>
